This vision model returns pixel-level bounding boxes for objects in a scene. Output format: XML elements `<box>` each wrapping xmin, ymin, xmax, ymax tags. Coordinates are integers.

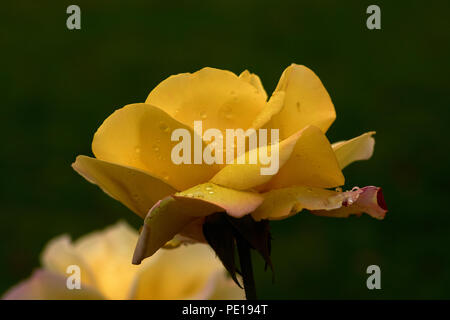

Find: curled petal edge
<box><xmin>312</xmin><ymin>186</ymin><xmax>388</xmax><ymax>220</ymax></box>
<box><xmin>252</xmin><ymin>185</ymin><xmax>387</xmax><ymax>221</ymax></box>
<box><xmin>133</xmin><ymin>183</ymin><xmax>264</xmax><ymax>264</ymax></box>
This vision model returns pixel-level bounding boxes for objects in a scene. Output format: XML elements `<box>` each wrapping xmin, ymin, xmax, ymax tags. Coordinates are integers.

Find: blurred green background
<box><xmin>1</xmin><ymin>0</ymin><xmax>449</xmax><ymax>299</ymax></box>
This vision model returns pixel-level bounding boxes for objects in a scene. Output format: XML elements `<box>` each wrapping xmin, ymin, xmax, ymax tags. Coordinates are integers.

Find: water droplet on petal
<box><xmin>191</xmin><ymin>191</ymin><xmax>204</xmax><ymax>198</ymax></box>
<box><xmin>220</xmin><ymin>105</ymin><xmax>234</xmax><ymax>120</ymax></box>
<box><xmin>159</xmin><ymin>122</ymin><xmax>169</xmax><ymax>133</ymax></box>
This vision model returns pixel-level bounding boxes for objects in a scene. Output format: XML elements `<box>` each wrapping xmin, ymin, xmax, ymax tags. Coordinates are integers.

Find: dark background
<box><xmin>1</xmin><ymin>0</ymin><xmax>449</xmax><ymax>299</ymax></box>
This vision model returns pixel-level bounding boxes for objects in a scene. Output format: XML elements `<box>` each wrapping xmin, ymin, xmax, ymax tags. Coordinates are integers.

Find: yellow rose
<box><xmin>71</xmin><ymin>64</ymin><xmax>387</xmax><ymax>266</ymax></box>
<box><xmin>3</xmin><ymin>222</ymin><xmax>244</xmax><ymax>300</ymax></box>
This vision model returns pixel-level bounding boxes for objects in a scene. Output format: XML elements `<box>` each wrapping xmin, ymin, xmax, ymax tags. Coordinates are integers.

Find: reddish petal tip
<box><xmin>376</xmin><ymin>188</ymin><xmax>388</xmax><ymax>211</ymax></box>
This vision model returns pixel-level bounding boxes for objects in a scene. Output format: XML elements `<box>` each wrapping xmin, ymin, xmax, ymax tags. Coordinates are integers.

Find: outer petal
<box><xmin>250</xmin><ymin>91</ymin><xmax>285</xmax><ymax>129</ymax></box>
<box><xmin>41</xmin><ymin>235</ymin><xmax>97</xmax><ymax>288</ymax></box>
<box><xmin>239</xmin><ymin>70</ymin><xmax>268</xmax><ymax>101</ymax></box>
<box><xmin>162</xmin><ymin>217</ymin><xmax>209</xmax><ymax>246</ymax></box>
<box><xmin>208</xmin><ymin>274</ymin><xmax>245</xmax><ymax>300</ymax></box>
<box><xmin>174</xmin><ymin>183</ymin><xmax>264</xmax><ymax>218</ymax></box>
<box><xmin>92</xmin><ymin>103</ymin><xmax>221</xmax><ymax>191</ymax></box>
<box><xmin>133</xmin><ymin>183</ymin><xmax>264</xmax><ymax>264</ymax></box>
<box><xmin>252</xmin><ymin>185</ymin><xmax>387</xmax><ymax>221</ymax></box>
<box><xmin>72</xmin><ymin>155</ymin><xmax>177</xmax><ymax>218</ymax></box>
<box><xmin>252</xmin><ymin>186</ymin><xmax>356</xmax><ymax>221</ymax></box>
<box><xmin>129</xmin><ymin>244</ymin><xmax>237</xmax><ymax>300</ymax></box>
<box><xmin>313</xmin><ymin>186</ymin><xmax>388</xmax><ymax>220</ymax></box>
<box><xmin>264</xmin><ymin>64</ymin><xmax>336</xmax><ymax>138</ymax></box>
<box><xmin>209</xmin><ymin>132</ymin><xmax>298</xmax><ymax>190</ymax></box>
<box><xmin>73</xmin><ymin>222</ymin><xmax>141</xmax><ymax>300</ymax></box>
<box><xmin>2</xmin><ymin>270</ymin><xmax>104</xmax><ymax>300</ymax></box>
<box><xmin>146</xmin><ymin>67</ymin><xmax>267</xmax><ymax>133</ymax></box>
<box><xmin>262</xmin><ymin>125</ymin><xmax>345</xmax><ymax>190</ymax></box>
<box><xmin>332</xmin><ymin>132</ymin><xmax>376</xmax><ymax>169</ymax></box>
<box><xmin>210</xmin><ymin>125</ymin><xmax>343</xmax><ymax>191</ymax></box>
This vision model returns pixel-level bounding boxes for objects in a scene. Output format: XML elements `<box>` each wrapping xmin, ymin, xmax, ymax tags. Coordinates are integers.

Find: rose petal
<box><xmin>129</xmin><ymin>244</ymin><xmax>231</xmax><ymax>300</ymax></box>
<box><xmin>209</xmin><ymin>126</ymin><xmax>299</xmax><ymax>190</ymax></box>
<box><xmin>332</xmin><ymin>131</ymin><xmax>376</xmax><ymax>169</ymax></box>
<box><xmin>252</xmin><ymin>186</ymin><xmax>353</xmax><ymax>221</ymax></box>
<box><xmin>146</xmin><ymin>67</ymin><xmax>267</xmax><ymax>133</ymax></box>
<box><xmin>73</xmin><ymin>222</ymin><xmax>141</xmax><ymax>300</ymax></box>
<box><xmin>133</xmin><ymin>183</ymin><xmax>264</xmax><ymax>264</ymax></box>
<box><xmin>175</xmin><ymin>183</ymin><xmax>264</xmax><ymax>218</ymax></box>
<box><xmin>250</xmin><ymin>91</ymin><xmax>285</xmax><ymax>129</ymax></box>
<box><xmin>91</xmin><ymin>103</ymin><xmax>221</xmax><ymax>191</ymax></box>
<box><xmin>252</xmin><ymin>185</ymin><xmax>387</xmax><ymax>221</ymax></box>
<box><xmin>72</xmin><ymin>155</ymin><xmax>177</xmax><ymax>218</ymax></box>
<box><xmin>313</xmin><ymin>186</ymin><xmax>388</xmax><ymax>220</ymax></box>
<box><xmin>239</xmin><ymin>70</ymin><xmax>268</xmax><ymax>101</ymax></box>
<box><xmin>208</xmin><ymin>273</ymin><xmax>245</xmax><ymax>300</ymax></box>
<box><xmin>262</xmin><ymin>125</ymin><xmax>344</xmax><ymax>190</ymax></box>
<box><xmin>2</xmin><ymin>269</ymin><xmax>103</xmax><ymax>300</ymax></box>
<box><xmin>188</xmin><ymin>270</ymin><xmax>245</xmax><ymax>300</ymax></box>
<box><xmin>41</xmin><ymin>235</ymin><xmax>97</xmax><ymax>287</ymax></box>
<box><xmin>264</xmin><ymin>64</ymin><xmax>336</xmax><ymax>138</ymax></box>
<box><xmin>210</xmin><ymin>125</ymin><xmax>343</xmax><ymax>191</ymax></box>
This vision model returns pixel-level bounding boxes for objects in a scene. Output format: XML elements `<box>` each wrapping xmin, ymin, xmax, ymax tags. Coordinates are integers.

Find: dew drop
<box><xmin>220</xmin><ymin>105</ymin><xmax>234</xmax><ymax>120</ymax></box>
<box><xmin>159</xmin><ymin>122</ymin><xmax>169</xmax><ymax>133</ymax></box>
<box><xmin>193</xmin><ymin>191</ymin><xmax>204</xmax><ymax>198</ymax></box>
